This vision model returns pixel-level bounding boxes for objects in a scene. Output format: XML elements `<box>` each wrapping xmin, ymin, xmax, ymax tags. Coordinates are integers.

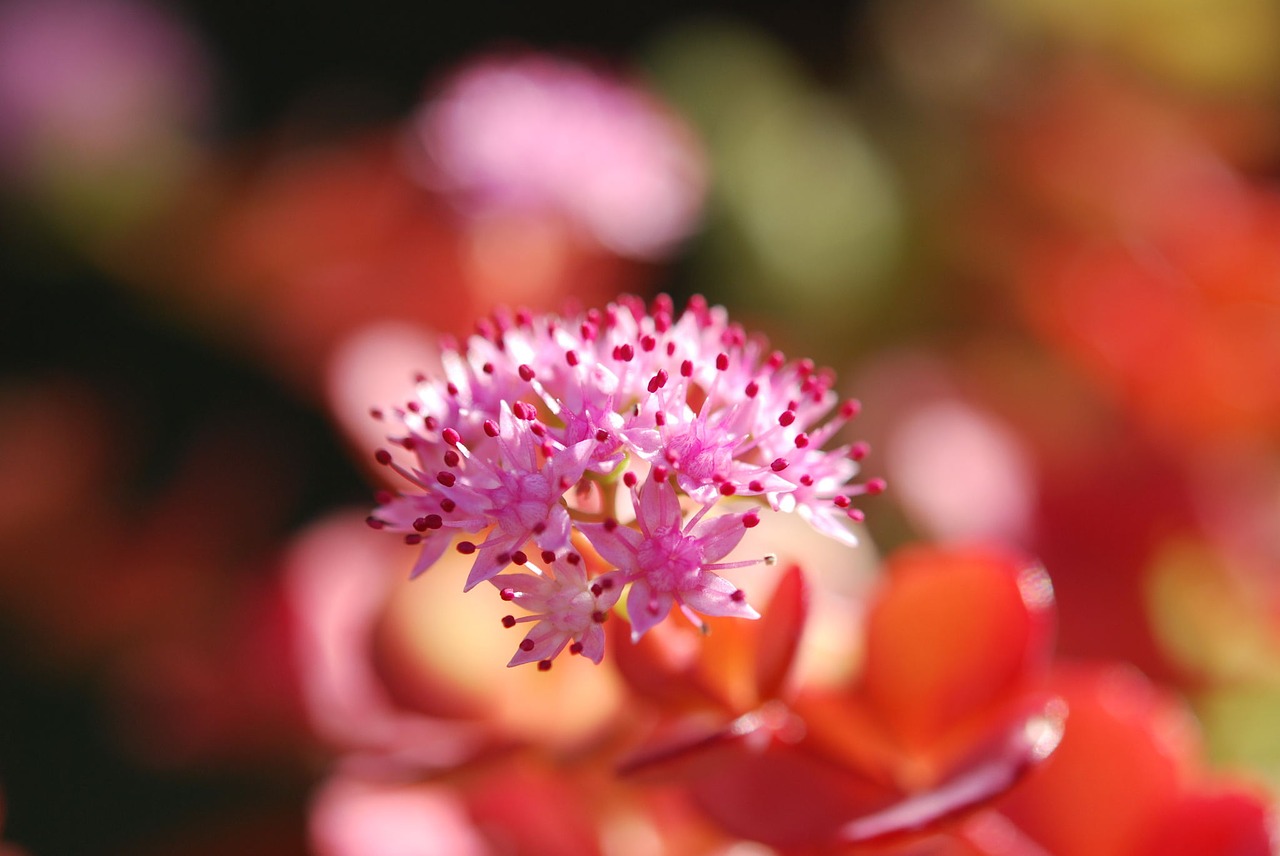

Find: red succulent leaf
<box><xmin>753</xmin><ymin>563</ymin><xmax>810</xmax><ymax>703</ymax></box>
<box><xmin>997</xmin><ymin>664</ymin><xmax>1201</xmax><ymax>856</ymax></box>
<box><xmin>839</xmin><ymin>695</ymin><xmax>1067</xmax><ymax>844</ymax></box>
<box><xmin>686</xmin><ymin>740</ymin><xmax>898</xmax><ymax>850</ymax></box>
<box><xmin>860</xmin><ymin>545</ymin><xmax>1056</xmax><ymax>750</ymax></box>
<box><xmin>1133</xmin><ymin>785</ymin><xmax>1276</xmax><ymax>856</ymax></box>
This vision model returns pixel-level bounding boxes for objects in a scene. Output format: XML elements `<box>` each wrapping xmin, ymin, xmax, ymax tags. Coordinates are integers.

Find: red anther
<box><xmin>443</xmin><ymin>449</ymin><xmax>460</xmax><ymax>467</ymax></box>
<box><xmin>847</xmin><ymin>508</ymin><xmax>866</xmax><ymax>522</ymax></box>
<box><xmin>530</xmin><ymin>423</ymin><xmax>546</xmax><ymax>437</ymax></box>
<box><xmin>413</xmin><ymin>370</ymin><xmax>428</xmax><ymax>383</ymax></box>
<box><xmin>719</xmin><ymin>482</ymin><xmax>737</xmax><ymax>496</ymax></box>
<box><xmin>520</xmin><ymin>639</ymin><xmax>535</xmax><ymax>652</ymax></box>
<box><xmin>440</xmin><ymin>498</ymin><xmax>456</xmax><ymax>513</ymax></box>
<box><xmin>795</xmin><ymin>433</ymin><xmax>810</xmax><ymax>448</ymax></box>
<box><xmin>716</xmin><ymin>353</ymin><xmax>729</xmax><ymax>371</ymax></box>
<box><xmin>369</xmin><ymin>408</ymin><xmax>383</xmax><ymax>420</ymax></box>
<box><xmin>865</xmin><ymin>477</ymin><xmax>887</xmax><ymax>495</ymax></box>
<box><xmin>653</xmin><ymin>466</ymin><xmax>669</xmax><ymax>482</ymax></box>
<box><xmin>569</xmin><ymin>641</ymin><xmax>584</xmax><ymax>655</ymax></box>
<box><xmin>748</xmin><ymin>480</ymin><xmax>764</xmax><ymax>492</ymax></box>
<box><xmin>457</xmin><ymin>541</ymin><xmax>476</xmax><ymax>555</ymax></box>
<box><xmin>406</xmin><ymin>401</ymin><xmax>421</xmax><ymax>413</ymax></box>
<box><xmin>446</xmin><ymin>382</ymin><xmax>460</xmax><ymax>396</ymax></box>
<box><xmin>771</xmin><ymin>458</ymin><xmax>789</xmax><ymax>472</ymax></box>
<box><xmin>641</xmin><ymin>334</ymin><xmax>656</xmax><ymax>352</ymax></box>
<box><xmin>532</xmin><ymin>521</ymin><xmax>547</xmax><ymax>534</ymax></box>
<box><xmin>502</xmin><ymin>615</ymin><xmax>517</xmax><ymax>628</ymax></box>
<box><xmin>538</xmin><ymin>660</ymin><xmax>552</xmax><ymax>671</ymax></box>
<box><xmin>424</xmin><ymin>416</ymin><xmax>438</xmax><ymax>431</ymax></box>
<box><xmin>591</xmin><ymin>583</ymin><xmax>603</xmax><ymax>596</ymax></box>
<box><xmin>596</xmin><ymin>429</ymin><xmax>610</xmax><ymax>442</ymax></box>
<box><xmin>731</xmin><ymin>589</ymin><xmax>746</xmax><ymax>602</ymax></box>
<box><xmin>615</xmin><ymin>344</ymin><xmax>634</xmax><ymax>362</ymax></box>
<box><xmin>413</xmin><ymin>517</ymin><xmax>429</xmax><ymax>532</ymax></box>
<box><xmin>666</xmin><ymin>341</ymin><xmax>676</xmax><ymax>356</ymax></box>
<box><xmin>374</xmin><ymin>449</ymin><xmax>392</xmax><ymax>465</ymax></box>
<box><xmin>767</xmin><ymin>351</ymin><xmax>785</xmax><ymax>370</ymax></box>
<box><xmin>840</xmin><ymin>399</ymin><xmax>862</xmax><ymax>419</ymax></box>
<box><xmin>436</xmin><ymin>472</ymin><xmax>456</xmax><ymax>487</ymax></box>
<box><xmin>484</xmin><ymin>419</ymin><xmax>500</xmax><ymax>437</ymax></box>
<box><xmin>779</xmin><ymin>411</ymin><xmax>796</xmax><ymax>427</ymax></box>
<box><xmin>623</xmin><ymin>471</ymin><xmax>638</xmax><ymax>487</ymax></box>
<box><xmin>365</xmin><ymin>516</ymin><xmax>385</xmax><ymax>529</ymax></box>
<box><xmin>482</xmin><ymin>362</ymin><xmax>495</xmax><ymax>375</ymax></box>
<box><xmin>797</xmin><ymin>358</ymin><xmax>815</xmax><ymax>376</ymax></box>
<box><xmin>512</xmin><ymin>550</ymin><xmax>529</xmax><ymax>566</ymax></box>
<box><xmin>591</xmin><ymin>611</ymin><xmax>607</xmax><ymax>623</ymax></box>
<box><xmin>442</xmin><ymin>427</ymin><xmax>461</xmax><ymax>446</ymax></box>
<box><xmin>375</xmin><ymin>490</ymin><xmax>393</xmax><ymax>504</ymax></box>
<box><xmin>850</xmin><ymin>441</ymin><xmax>870</xmax><ymax>461</ymax></box>
<box><xmin>603</xmin><ymin>518</ymin><xmax>618</xmax><ymax>532</ymax></box>
<box><xmin>500</xmin><ymin>588</ymin><xmax>516</xmax><ymax>601</ymax></box>
<box><xmin>745</xmin><ymin>381</ymin><xmax>759</xmax><ymax>398</ymax></box>
<box><xmin>518</xmin><ymin>364</ymin><xmax>535</xmax><ymax>382</ymax></box>
<box><xmin>541</xmin><ymin>550</ymin><xmax>556</xmax><ymax>564</ymax></box>
<box><xmin>404</xmin><ymin>534</ymin><xmax>422</xmax><ymax>545</ymax></box>
<box><xmin>834</xmin><ymin>495</ymin><xmax>851</xmax><ymax>508</ymax></box>
<box><xmin>680</xmin><ymin>359</ymin><xmax>694</xmax><ymax>377</ymax></box>
<box><xmin>743</xmin><ymin>512</ymin><xmax>760</xmax><ymax>528</ymax></box>
<box><xmin>800</xmin><ymin>474</ymin><xmax>814</xmax><ymax>486</ymax></box>
<box><xmin>566</xmin><ymin>553</ymin><xmax>581</xmax><ymax>565</ymax></box>
<box><xmin>424</xmin><ymin>514</ymin><xmax>443</xmax><ymax>529</ymax></box>
<box><xmin>648</xmin><ymin>370</ymin><xmax>668</xmax><ymax>393</ymax></box>
<box><xmin>655</xmin><ymin>411</ymin><xmax>666</xmax><ymax>427</ymax></box>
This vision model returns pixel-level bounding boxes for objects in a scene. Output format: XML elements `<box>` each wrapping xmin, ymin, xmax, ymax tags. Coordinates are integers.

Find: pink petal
<box><xmin>691</xmin><ymin>512</ymin><xmax>749</xmax><ymax>562</ymax></box>
<box><xmin>627</xmin><ymin>578</ymin><xmax>674</xmax><ymax>639</ymax></box>
<box><xmin>579</xmin><ymin>521</ymin><xmax>642</xmax><ymax>571</ymax></box>
<box><xmin>681</xmin><ymin>571</ymin><xmax>759</xmax><ymax>620</ymax></box>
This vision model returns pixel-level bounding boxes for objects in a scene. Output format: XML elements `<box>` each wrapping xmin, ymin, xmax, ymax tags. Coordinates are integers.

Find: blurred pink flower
<box><xmin>413</xmin><ymin>52</ymin><xmax>705</xmax><ymax>259</ymax></box>
<box><xmin>0</xmin><ymin>0</ymin><xmax>211</xmax><ymax>177</ymax></box>
<box><xmin>310</xmin><ymin>775</ymin><xmax>490</xmax><ymax>856</ymax></box>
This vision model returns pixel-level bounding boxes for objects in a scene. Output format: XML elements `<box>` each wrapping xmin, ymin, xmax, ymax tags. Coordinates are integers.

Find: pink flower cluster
<box><xmin>368</xmin><ymin>294</ymin><xmax>881</xmax><ymax>668</ymax></box>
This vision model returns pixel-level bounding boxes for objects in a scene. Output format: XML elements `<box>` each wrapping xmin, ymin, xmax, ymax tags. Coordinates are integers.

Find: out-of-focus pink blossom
<box><xmin>310</xmin><ymin>775</ymin><xmax>490</xmax><ymax>856</ymax></box>
<box><xmin>413</xmin><ymin>53</ymin><xmax>705</xmax><ymax>259</ymax></box>
<box><xmin>0</xmin><ymin>0</ymin><xmax>211</xmax><ymax>178</ymax></box>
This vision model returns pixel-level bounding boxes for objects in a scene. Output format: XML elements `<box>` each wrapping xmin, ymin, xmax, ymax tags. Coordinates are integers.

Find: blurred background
<box><xmin>3</xmin><ymin>0</ymin><xmax>1280</xmax><ymax>852</ymax></box>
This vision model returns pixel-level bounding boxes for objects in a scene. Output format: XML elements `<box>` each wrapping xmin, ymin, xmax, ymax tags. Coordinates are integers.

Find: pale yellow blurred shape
<box><xmin>1198</xmin><ymin>684</ymin><xmax>1280</xmax><ymax>790</ymax></box>
<box><xmin>1145</xmin><ymin>539</ymin><xmax>1280</xmax><ymax>684</ymax></box>
<box><xmin>981</xmin><ymin>0</ymin><xmax>1280</xmax><ymax>92</ymax></box>
<box><xmin>643</xmin><ymin>20</ymin><xmax>902</xmax><ymax>306</ymax></box>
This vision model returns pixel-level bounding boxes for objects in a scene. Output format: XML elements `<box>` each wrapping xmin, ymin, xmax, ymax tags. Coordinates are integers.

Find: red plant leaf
<box><xmin>754</xmin><ymin>563</ymin><xmax>810</xmax><ymax>702</ymax></box>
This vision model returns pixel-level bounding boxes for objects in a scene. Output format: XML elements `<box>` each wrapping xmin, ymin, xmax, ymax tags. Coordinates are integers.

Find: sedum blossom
<box><xmin>368</xmin><ymin>294</ymin><xmax>881</xmax><ymax>668</ymax></box>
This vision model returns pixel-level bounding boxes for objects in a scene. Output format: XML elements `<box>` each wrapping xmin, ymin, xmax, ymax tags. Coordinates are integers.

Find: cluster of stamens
<box><xmin>367</xmin><ymin>294</ymin><xmax>881</xmax><ymax>668</ymax></box>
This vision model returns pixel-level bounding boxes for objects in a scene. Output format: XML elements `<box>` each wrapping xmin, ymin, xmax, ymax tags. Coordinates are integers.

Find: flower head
<box><xmin>368</xmin><ymin>294</ymin><xmax>878</xmax><ymax>666</ymax></box>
